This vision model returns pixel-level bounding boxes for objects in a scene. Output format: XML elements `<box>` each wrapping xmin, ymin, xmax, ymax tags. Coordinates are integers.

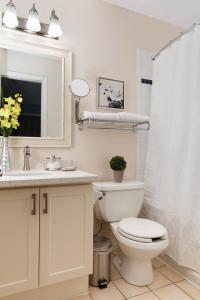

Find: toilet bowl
<box><xmin>93</xmin><ymin>180</ymin><xmax>169</xmax><ymax>286</ymax></box>
<box><xmin>110</xmin><ymin>219</ymin><xmax>169</xmax><ymax>285</ymax></box>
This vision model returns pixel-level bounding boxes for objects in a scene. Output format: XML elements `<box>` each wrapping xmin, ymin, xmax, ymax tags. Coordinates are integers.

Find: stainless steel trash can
<box><xmin>89</xmin><ymin>235</ymin><xmax>112</xmax><ymax>289</ymax></box>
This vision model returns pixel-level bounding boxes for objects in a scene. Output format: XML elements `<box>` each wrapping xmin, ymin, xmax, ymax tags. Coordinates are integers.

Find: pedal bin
<box><xmin>89</xmin><ymin>235</ymin><xmax>112</xmax><ymax>289</ymax></box>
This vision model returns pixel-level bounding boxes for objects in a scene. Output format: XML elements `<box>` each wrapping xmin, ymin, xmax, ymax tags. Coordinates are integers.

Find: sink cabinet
<box><xmin>0</xmin><ymin>188</ymin><xmax>39</xmax><ymax>297</ymax></box>
<box><xmin>0</xmin><ymin>185</ymin><xmax>93</xmax><ymax>298</ymax></box>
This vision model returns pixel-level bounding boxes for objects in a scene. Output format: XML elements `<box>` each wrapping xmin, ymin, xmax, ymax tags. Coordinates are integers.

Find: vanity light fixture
<box><xmin>26</xmin><ymin>3</ymin><xmax>41</xmax><ymax>32</ymax></box>
<box><xmin>2</xmin><ymin>0</ymin><xmax>18</xmax><ymax>29</ymax></box>
<box><xmin>48</xmin><ymin>10</ymin><xmax>62</xmax><ymax>38</ymax></box>
<box><xmin>2</xmin><ymin>3</ymin><xmax>62</xmax><ymax>39</ymax></box>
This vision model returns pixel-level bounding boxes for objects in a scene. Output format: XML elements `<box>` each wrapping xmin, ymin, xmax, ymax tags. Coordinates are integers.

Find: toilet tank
<box><xmin>93</xmin><ymin>180</ymin><xmax>144</xmax><ymax>222</ymax></box>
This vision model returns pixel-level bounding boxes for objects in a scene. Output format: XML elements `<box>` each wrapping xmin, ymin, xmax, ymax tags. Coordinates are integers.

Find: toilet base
<box><xmin>113</xmin><ymin>254</ymin><xmax>154</xmax><ymax>286</ymax></box>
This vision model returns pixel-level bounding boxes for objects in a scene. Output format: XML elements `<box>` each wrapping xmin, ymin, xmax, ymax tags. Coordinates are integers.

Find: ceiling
<box><xmin>103</xmin><ymin>0</ymin><xmax>200</xmax><ymax>28</ymax></box>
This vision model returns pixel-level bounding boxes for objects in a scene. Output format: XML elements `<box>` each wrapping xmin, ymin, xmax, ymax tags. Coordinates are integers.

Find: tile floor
<box><xmin>71</xmin><ymin>258</ymin><xmax>200</xmax><ymax>300</ymax></box>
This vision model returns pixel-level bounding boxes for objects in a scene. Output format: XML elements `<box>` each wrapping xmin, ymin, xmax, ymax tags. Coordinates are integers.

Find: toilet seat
<box><xmin>117</xmin><ymin>218</ymin><xmax>168</xmax><ymax>243</ymax></box>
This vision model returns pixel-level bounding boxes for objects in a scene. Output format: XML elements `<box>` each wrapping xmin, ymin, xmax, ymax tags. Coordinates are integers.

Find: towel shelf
<box><xmin>77</xmin><ymin>119</ymin><xmax>150</xmax><ymax>132</ymax></box>
<box><xmin>75</xmin><ymin>99</ymin><xmax>150</xmax><ymax>132</ymax></box>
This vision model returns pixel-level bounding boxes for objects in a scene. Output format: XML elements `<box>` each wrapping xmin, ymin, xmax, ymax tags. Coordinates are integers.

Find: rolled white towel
<box><xmin>79</xmin><ymin>111</ymin><xmax>150</xmax><ymax>124</ymax></box>
<box><xmin>80</xmin><ymin>111</ymin><xmax>120</xmax><ymax>122</ymax></box>
<box><xmin>118</xmin><ymin>112</ymin><xmax>150</xmax><ymax>123</ymax></box>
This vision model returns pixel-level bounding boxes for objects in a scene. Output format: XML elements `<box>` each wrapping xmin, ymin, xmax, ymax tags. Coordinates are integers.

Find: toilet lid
<box><xmin>118</xmin><ymin>218</ymin><xmax>167</xmax><ymax>240</ymax></box>
<box><xmin>117</xmin><ymin>228</ymin><xmax>153</xmax><ymax>243</ymax></box>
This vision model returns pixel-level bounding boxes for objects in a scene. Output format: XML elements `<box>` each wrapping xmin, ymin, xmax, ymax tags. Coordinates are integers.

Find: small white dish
<box><xmin>62</xmin><ymin>166</ymin><xmax>77</xmax><ymax>171</ymax></box>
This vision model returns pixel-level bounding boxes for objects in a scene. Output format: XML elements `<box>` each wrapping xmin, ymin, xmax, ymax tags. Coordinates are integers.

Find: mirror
<box><xmin>0</xmin><ymin>36</ymin><xmax>72</xmax><ymax>147</ymax></box>
<box><xmin>0</xmin><ymin>48</ymin><xmax>63</xmax><ymax>138</ymax></box>
<box><xmin>70</xmin><ymin>79</ymin><xmax>90</xmax><ymax>98</ymax></box>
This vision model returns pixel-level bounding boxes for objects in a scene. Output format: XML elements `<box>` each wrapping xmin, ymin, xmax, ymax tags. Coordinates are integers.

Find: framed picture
<box><xmin>97</xmin><ymin>77</ymin><xmax>124</xmax><ymax>110</ymax></box>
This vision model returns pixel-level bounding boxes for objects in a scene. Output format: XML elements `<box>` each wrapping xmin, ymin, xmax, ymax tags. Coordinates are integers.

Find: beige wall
<box><xmin>0</xmin><ymin>0</ymin><xmax>181</xmax><ymax>179</ymax></box>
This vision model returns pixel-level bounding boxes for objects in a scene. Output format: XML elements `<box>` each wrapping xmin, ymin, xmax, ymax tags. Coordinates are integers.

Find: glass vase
<box><xmin>1</xmin><ymin>137</ymin><xmax>10</xmax><ymax>173</ymax></box>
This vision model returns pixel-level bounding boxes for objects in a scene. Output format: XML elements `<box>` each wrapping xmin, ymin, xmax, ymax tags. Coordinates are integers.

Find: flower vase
<box><xmin>1</xmin><ymin>137</ymin><xmax>10</xmax><ymax>173</ymax></box>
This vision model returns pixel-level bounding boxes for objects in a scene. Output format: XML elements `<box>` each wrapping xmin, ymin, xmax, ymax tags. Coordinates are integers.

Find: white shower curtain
<box><xmin>144</xmin><ymin>26</ymin><xmax>200</xmax><ymax>272</ymax></box>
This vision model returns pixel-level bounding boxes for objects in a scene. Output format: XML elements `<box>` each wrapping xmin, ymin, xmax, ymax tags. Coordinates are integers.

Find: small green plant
<box><xmin>109</xmin><ymin>155</ymin><xmax>127</xmax><ymax>171</ymax></box>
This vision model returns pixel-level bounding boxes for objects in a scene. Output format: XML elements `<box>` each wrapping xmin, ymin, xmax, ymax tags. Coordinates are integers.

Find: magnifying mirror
<box><xmin>69</xmin><ymin>78</ymin><xmax>91</xmax><ymax>125</ymax></box>
<box><xmin>70</xmin><ymin>79</ymin><xmax>90</xmax><ymax>99</ymax></box>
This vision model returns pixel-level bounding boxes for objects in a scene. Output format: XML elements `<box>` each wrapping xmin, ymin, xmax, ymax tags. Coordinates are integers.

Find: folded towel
<box><xmin>118</xmin><ymin>112</ymin><xmax>150</xmax><ymax>123</ymax></box>
<box><xmin>80</xmin><ymin>111</ymin><xmax>120</xmax><ymax>122</ymax></box>
<box><xmin>79</xmin><ymin>111</ymin><xmax>150</xmax><ymax>123</ymax></box>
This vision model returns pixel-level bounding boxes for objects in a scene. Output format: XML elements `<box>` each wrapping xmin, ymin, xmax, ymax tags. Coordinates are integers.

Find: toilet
<box><xmin>93</xmin><ymin>180</ymin><xmax>169</xmax><ymax>286</ymax></box>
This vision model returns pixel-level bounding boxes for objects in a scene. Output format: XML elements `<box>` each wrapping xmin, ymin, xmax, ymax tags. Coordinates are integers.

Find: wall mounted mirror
<box><xmin>0</xmin><ymin>35</ymin><xmax>72</xmax><ymax>147</ymax></box>
<box><xmin>70</xmin><ymin>79</ymin><xmax>90</xmax><ymax>99</ymax></box>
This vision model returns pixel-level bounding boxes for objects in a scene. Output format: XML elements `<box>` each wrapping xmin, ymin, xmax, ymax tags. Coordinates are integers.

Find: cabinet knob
<box><xmin>31</xmin><ymin>194</ymin><xmax>37</xmax><ymax>215</ymax></box>
<box><xmin>43</xmin><ymin>193</ymin><xmax>48</xmax><ymax>214</ymax></box>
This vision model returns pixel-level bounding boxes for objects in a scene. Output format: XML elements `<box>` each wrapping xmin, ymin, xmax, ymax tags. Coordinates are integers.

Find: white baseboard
<box><xmin>159</xmin><ymin>254</ymin><xmax>200</xmax><ymax>288</ymax></box>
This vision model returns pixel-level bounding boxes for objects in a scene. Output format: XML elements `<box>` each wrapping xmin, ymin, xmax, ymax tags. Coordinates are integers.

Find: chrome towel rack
<box><xmin>77</xmin><ymin>117</ymin><xmax>150</xmax><ymax>132</ymax></box>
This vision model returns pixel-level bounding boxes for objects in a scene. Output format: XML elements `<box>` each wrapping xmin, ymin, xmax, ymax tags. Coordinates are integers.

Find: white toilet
<box><xmin>93</xmin><ymin>180</ymin><xmax>169</xmax><ymax>286</ymax></box>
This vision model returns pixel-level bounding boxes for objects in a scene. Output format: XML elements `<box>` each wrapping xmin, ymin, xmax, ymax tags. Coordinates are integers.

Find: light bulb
<box><xmin>48</xmin><ymin>10</ymin><xmax>62</xmax><ymax>38</ymax></box>
<box><xmin>26</xmin><ymin>3</ymin><xmax>41</xmax><ymax>32</ymax></box>
<box><xmin>3</xmin><ymin>0</ymin><xmax>18</xmax><ymax>28</ymax></box>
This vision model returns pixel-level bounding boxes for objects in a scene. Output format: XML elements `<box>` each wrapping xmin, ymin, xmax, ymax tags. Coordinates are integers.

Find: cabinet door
<box><xmin>39</xmin><ymin>185</ymin><xmax>93</xmax><ymax>286</ymax></box>
<box><xmin>0</xmin><ymin>188</ymin><xmax>39</xmax><ymax>297</ymax></box>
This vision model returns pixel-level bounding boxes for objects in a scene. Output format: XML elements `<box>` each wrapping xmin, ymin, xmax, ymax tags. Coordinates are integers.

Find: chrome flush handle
<box><xmin>96</xmin><ymin>191</ymin><xmax>106</xmax><ymax>200</ymax></box>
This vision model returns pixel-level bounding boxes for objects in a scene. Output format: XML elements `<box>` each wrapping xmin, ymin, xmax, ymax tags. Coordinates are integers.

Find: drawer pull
<box><xmin>31</xmin><ymin>194</ymin><xmax>37</xmax><ymax>215</ymax></box>
<box><xmin>43</xmin><ymin>193</ymin><xmax>48</xmax><ymax>214</ymax></box>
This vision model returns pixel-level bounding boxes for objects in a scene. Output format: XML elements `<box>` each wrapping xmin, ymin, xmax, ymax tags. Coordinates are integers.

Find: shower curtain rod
<box><xmin>152</xmin><ymin>21</ymin><xmax>200</xmax><ymax>61</ymax></box>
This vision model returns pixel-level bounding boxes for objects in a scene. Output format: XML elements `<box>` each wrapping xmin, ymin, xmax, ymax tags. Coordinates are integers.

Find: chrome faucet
<box><xmin>23</xmin><ymin>146</ymin><xmax>31</xmax><ymax>171</ymax></box>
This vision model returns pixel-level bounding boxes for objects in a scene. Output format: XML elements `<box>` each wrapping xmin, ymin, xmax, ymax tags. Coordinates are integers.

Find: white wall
<box><xmin>136</xmin><ymin>49</ymin><xmax>153</xmax><ymax>181</ymax></box>
<box><xmin>0</xmin><ymin>0</ymin><xmax>181</xmax><ymax>178</ymax></box>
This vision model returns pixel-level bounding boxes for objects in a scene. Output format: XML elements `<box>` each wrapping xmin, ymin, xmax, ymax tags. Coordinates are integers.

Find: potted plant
<box><xmin>109</xmin><ymin>155</ymin><xmax>127</xmax><ymax>183</ymax></box>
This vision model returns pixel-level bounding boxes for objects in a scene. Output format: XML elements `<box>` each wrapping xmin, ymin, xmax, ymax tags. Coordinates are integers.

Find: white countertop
<box><xmin>0</xmin><ymin>169</ymin><xmax>98</xmax><ymax>189</ymax></box>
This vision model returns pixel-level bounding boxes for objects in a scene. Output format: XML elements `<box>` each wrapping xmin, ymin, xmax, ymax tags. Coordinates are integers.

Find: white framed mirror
<box><xmin>0</xmin><ymin>34</ymin><xmax>72</xmax><ymax>147</ymax></box>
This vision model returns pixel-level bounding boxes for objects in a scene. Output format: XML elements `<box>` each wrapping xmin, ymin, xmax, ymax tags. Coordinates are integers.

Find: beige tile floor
<box><xmin>71</xmin><ymin>258</ymin><xmax>200</xmax><ymax>300</ymax></box>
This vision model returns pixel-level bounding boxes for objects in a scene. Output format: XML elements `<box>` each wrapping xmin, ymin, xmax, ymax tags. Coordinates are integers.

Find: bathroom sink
<box><xmin>6</xmin><ymin>170</ymin><xmax>53</xmax><ymax>177</ymax></box>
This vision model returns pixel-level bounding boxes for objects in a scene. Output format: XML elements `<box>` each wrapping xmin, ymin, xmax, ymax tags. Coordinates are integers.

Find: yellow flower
<box><xmin>1</xmin><ymin>119</ymin><xmax>11</xmax><ymax>128</ymax></box>
<box><xmin>0</xmin><ymin>108</ymin><xmax>11</xmax><ymax>119</ymax></box>
<box><xmin>11</xmin><ymin>118</ymin><xmax>19</xmax><ymax>129</ymax></box>
<box><xmin>0</xmin><ymin>94</ymin><xmax>22</xmax><ymax>135</ymax></box>
<box><xmin>17</xmin><ymin>97</ymin><xmax>23</xmax><ymax>103</ymax></box>
<box><xmin>4</xmin><ymin>97</ymin><xmax>15</xmax><ymax>105</ymax></box>
<box><xmin>12</xmin><ymin>103</ymin><xmax>21</xmax><ymax>116</ymax></box>
<box><xmin>0</xmin><ymin>108</ymin><xmax>4</xmax><ymax>117</ymax></box>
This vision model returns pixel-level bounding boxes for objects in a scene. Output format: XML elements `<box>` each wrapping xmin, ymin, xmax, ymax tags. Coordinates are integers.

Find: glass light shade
<box><xmin>48</xmin><ymin>10</ymin><xmax>62</xmax><ymax>38</ymax></box>
<box><xmin>3</xmin><ymin>0</ymin><xmax>18</xmax><ymax>28</ymax></box>
<box><xmin>26</xmin><ymin>3</ymin><xmax>41</xmax><ymax>32</ymax></box>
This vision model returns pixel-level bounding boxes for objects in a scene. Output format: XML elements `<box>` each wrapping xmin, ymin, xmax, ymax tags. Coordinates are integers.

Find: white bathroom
<box><xmin>0</xmin><ymin>0</ymin><xmax>199</xmax><ymax>300</ymax></box>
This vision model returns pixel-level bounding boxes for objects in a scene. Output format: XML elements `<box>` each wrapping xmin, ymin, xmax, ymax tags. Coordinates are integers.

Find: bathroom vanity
<box><xmin>0</xmin><ymin>29</ymin><xmax>96</xmax><ymax>300</ymax></box>
<box><xmin>0</xmin><ymin>170</ymin><xmax>97</xmax><ymax>300</ymax></box>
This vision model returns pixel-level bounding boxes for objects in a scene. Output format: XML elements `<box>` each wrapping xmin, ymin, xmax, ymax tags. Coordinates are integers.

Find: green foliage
<box><xmin>109</xmin><ymin>155</ymin><xmax>127</xmax><ymax>171</ymax></box>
